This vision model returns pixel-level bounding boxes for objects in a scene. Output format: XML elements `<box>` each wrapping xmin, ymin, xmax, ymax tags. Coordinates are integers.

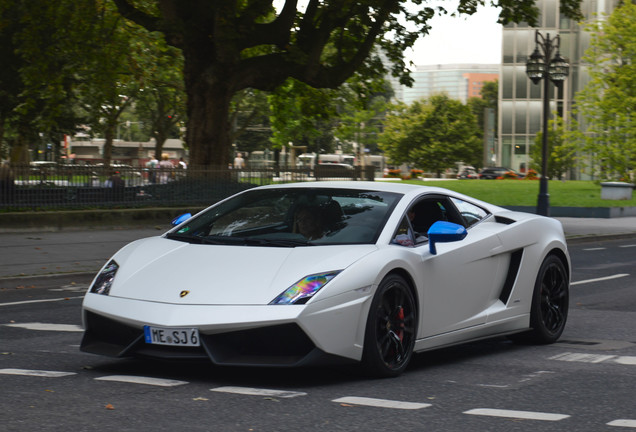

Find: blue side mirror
<box><xmin>427</xmin><ymin>221</ymin><xmax>467</xmax><ymax>255</ymax></box>
<box><xmin>171</xmin><ymin>213</ymin><xmax>192</xmax><ymax>226</ymax></box>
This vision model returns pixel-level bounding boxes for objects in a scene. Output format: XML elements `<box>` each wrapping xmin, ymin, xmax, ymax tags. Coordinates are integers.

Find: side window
<box><xmin>450</xmin><ymin>198</ymin><xmax>489</xmax><ymax>227</ymax></box>
<box><xmin>409</xmin><ymin>199</ymin><xmax>449</xmax><ymax>235</ymax></box>
<box><xmin>392</xmin><ymin>216</ymin><xmax>415</xmax><ymax>247</ymax></box>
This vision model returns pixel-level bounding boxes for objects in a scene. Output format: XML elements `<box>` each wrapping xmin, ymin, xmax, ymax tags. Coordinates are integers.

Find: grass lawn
<box><xmin>402</xmin><ymin>180</ymin><xmax>636</xmax><ymax>207</ymax></box>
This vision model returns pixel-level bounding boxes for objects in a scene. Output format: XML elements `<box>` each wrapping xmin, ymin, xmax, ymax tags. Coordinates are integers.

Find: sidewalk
<box><xmin>558</xmin><ymin>216</ymin><xmax>636</xmax><ymax>241</ymax></box>
<box><xmin>0</xmin><ymin>217</ymin><xmax>634</xmax><ymax>282</ymax></box>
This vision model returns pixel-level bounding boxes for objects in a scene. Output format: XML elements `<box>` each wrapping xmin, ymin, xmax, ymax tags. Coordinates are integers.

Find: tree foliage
<box><xmin>112</xmin><ymin>0</ymin><xmax>583</xmax><ymax>168</ymax></box>
<box><xmin>1</xmin><ymin>0</ymin><xmax>584</xmax><ymax>167</ymax></box>
<box><xmin>530</xmin><ymin>115</ymin><xmax>578</xmax><ymax>180</ymax></box>
<box><xmin>379</xmin><ymin>95</ymin><xmax>482</xmax><ymax>176</ymax></box>
<box><xmin>575</xmin><ymin>2</ymin><xmax>635</xmax><ymax>181</ymax></box>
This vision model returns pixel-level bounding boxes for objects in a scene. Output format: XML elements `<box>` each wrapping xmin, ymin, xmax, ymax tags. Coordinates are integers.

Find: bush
<box><xmin>525</xmin><ymin>169</ymin><xmax>539</xmax><ymax>180</ymax></box>
<box><xmin>410</xmin><ymin>169</ymin><xmax>423</xmax><ymax>179</ymax></box>
<box><xmin>384</xmin><ymin>169</ymin><xmax>402</xmax><ymax>178</ymax></box>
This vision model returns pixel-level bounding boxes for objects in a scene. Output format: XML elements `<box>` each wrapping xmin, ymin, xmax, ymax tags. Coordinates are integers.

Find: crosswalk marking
<box><xmin>464</xmin><ymin>408</ymin><xmax>570</xmax><ymax>421</ymax></box>
<box><xmin>607</xmin><ymin>419</ymin><xmax>636</xmax><ymax>428</ymax></box>
<box><xmin>0</xmin><ymin>368</ymin><xmax>76</xmax><ymax>378</ymax></box>
<box><xmin>550</xmin><ymin>352</ymin><xmax>636</xmax><ymax>366</ymax></box>
<box><xmin>332</xmin><ymin>396</ymin><xmax>431</xmax><ymax>410</ymax></box>
<box><xmin>4</xmin><ymin>322</ymin><xmax>83</xmax><ymax>332</ymax></box>
<box><xmin>95</xmin><ymin>375</ymin><xmax>188</xmax><ymax>387</ymax></box>
<box><xmin>210</xmin><ymin>386</ymin><xmax>307</xmax><ymax>398</ymax></box>
<box><xmin>0</xmin><ymin>369</ymin><xmax>633</xmax><ymax>427</ymax></box>
<box><xmin>0</xmin><ymin>296</ymin><xmax>84</xmax><ymax>307</ymax></box>
<box><xmin>550</xmin><ymin>352</ymin><xmax>617</xmax><ymax>363</ymax></box>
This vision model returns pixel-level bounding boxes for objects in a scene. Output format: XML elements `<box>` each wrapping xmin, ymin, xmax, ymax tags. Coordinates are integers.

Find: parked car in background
<box><xmin>457</xmin><ymin>166</ymin><xmax>479</xmax><ymax>179</ymax></box>
<box><xmin>313</xmin><ymin>163</ymin><xmax>355</xmax><ymax>180</ymax></box>
<box><xmin>479</xmin><ymin>167</ymin><xmax>523</xmax><ymax>179</ymax></box>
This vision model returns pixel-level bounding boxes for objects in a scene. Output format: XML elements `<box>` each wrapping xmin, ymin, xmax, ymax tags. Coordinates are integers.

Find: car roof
<box><xmin>251</xmin><ymin>181</ymin><xmax>470</xmax><ymax>202</ymax></box>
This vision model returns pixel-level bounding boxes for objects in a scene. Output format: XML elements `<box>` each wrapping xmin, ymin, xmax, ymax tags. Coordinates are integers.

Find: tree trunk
<box><xmin>153</xmin><ymin>134</ymin><xmax>166</xmax><ymax>160</ymax></box>
<box><xmin>103</xmin><ymin>125</ymin><xmax>114</xmax><ymax>167</ymax></box>
<box><xmin>183</xmin><ymin>54</ymin><xmax>234</xmax><ymax>169</ymax></box>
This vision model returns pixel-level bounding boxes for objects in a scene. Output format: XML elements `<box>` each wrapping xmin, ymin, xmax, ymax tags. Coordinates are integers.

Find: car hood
<box><xmin>105</xmin><ymin>236</ymin><xmax>377</xmax><ymax>305</ymax></box>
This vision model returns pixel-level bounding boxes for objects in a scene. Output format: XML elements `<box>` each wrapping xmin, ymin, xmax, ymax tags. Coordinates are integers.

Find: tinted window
<box><xmin>169</xmin><ymin>188</ymin><xmax>402</xmax><ymax>246</ymax></box>
<box><xmin>450</xmin><ymin>198</ymin><xmax>489</xmax><ymax>227</ymax></box>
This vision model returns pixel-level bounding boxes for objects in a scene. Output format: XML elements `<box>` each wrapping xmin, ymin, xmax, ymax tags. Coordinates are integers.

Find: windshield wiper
<box><xmin>166</xmin><ymin>233</ymin><xmax>236</xmax><ymax>245</ymax></box>
<box><xmin>242</xmin><ymin>238</ymin><xmax>310</xmax><ymax>247</ymax></box>
<box><xmin>165</xmin><ymin>233</ymin><xmax>205</xmax><ymax>244</ymax></box>
<box><xmin>167</xmin><ymin>233</ymin><xmax>311</xmax><ymax>247</ymax></box>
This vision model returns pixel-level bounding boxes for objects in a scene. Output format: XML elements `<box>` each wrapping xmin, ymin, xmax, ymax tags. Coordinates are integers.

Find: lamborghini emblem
<box><xmin>180</xmin><ymin>290</ymin><xmax>190</xmax><ymax>298</ymax></box>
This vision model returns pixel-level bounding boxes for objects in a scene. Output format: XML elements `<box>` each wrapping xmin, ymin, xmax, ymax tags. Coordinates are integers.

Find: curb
<box><xmin>504</xmin><ymin>206</ymin><xmax>636</xmax><ymax>218</ymax></box>
<box><xmin>0</xmin><ymin>207</ymin><xmax>204</xmax><ymax>233</ymax></box>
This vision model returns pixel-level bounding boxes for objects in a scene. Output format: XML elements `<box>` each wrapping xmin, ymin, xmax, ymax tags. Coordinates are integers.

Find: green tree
<box><xmin>575</xmin><ymin>2</ymin><xmax>635</xmax><ymax>181</ymax></box>
<box><xmin>379</xmin><ymin>95</ymin><xmax>482</xmax><ymax>176</ymax></box>
<box><xmin>2</xmin><ymin>0</ymin><xmax>96</xmax><ymax>162</ymax></box>
<box><xmin>134</xmin><ymin>37</ymin><xmax>186</xmax><ymax>159</ymax></box>
<box><xmin>334</xmin><ymin>75</ymin><xmax>393</xmax><ymax>156</ymax></box>
<box><xmin>112</xmin><ymin>0</ymin><xmax>583</xmax><ymax>168</ymax></box>
<box><xmin>268</xmin><ymin>78</ymin><xmax>339</xmax><ymax>156</ymax></box>
<box><xmin>530</xmin><ymin>115</ymin><xmax>578</xmax><ymax>180</ymax></box>
<box><xmin>230</xmin><ymin>89</ymin><xmax>273</xmax><ymax>155</ymax></box>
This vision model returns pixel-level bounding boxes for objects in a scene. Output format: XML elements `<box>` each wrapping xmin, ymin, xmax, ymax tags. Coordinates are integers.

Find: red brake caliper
<box><xmin>397</xmin><ymin>306</ymin><xmax>405</xmax><ymax>341</ymax></box>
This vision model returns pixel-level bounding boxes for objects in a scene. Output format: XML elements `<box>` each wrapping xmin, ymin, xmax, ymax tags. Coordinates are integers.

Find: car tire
<box><xmin>361</xmin><ymin>274</ymin><xmax>417</xmax><ymax>377</ymax></box>
<box><xmin>511</xmin><ymin>254</ymin><xmax>569</xmax><ymax>344</ymax></box>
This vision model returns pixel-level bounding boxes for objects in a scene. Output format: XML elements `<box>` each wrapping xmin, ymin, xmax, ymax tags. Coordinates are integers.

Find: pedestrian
<box><xmin>158</xmin><ymin>153</ymin><xmax>173</xmax><ymax>184</ymax></box>
<box><xmin>233</xmin><ymin>152</ymin><xmax>245</xmax><ymax>169</ymax></box>
<box><xmin>105</xmin><ymin>171</ymin><xmax>125</xmax><ymax>188</ymax></box>
<box><xmin>146</xmin><ymin>154</ymin><xmax>158</xmax><ymax>183</ymax></box>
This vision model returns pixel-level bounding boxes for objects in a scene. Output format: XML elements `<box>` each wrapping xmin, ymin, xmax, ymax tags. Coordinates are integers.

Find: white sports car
<box><xmin>80</xmin><ymin>182</ymin><xmax>570</xmax><ymax>377</ymax></box>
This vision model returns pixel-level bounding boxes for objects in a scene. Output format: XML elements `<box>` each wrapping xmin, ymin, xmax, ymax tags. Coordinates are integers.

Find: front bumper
<box><xmin>80</xmin><ymin>311</ymin><xmax>352</xmax><ymax>366</ymax></box>
<box><xmin>80</xmin><ymin>290</ymin><xmax>371</xmax><ymax>367</ymax></box>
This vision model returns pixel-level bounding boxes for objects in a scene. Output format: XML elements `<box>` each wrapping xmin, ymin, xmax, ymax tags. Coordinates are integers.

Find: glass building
<box><xmin>498</xmin><ymin>0</ymin><xmax>620</xmax><ymax>176</ymax></box>
<box><xmin>398</xmin><ymin>64</ymin><xmax>498</xmax><ymax>105</ymax></box>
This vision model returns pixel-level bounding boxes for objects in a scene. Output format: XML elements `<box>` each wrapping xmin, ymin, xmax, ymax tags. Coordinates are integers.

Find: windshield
<box><xmin>167</xmin><ymin>188</ymin><xmax>401</xmax><ymax>246</ymax></box>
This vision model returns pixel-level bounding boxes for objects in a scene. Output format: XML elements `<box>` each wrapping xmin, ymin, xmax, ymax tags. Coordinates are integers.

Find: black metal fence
<box><xmin>0</xmin><ymin>164</ymin><xmax>376</xmax><ymax>211</ymax></box>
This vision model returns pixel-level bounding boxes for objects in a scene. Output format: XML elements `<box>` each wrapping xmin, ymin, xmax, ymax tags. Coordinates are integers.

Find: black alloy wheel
<box><xmin>362</xmin><ymin>274</ymin><xmax>417</xmax><ymax>377</ymax></box>
<box><xmin>512</xmin><ymin>254</ymin><xmax>569</xmax><ymax>344</ymax></box>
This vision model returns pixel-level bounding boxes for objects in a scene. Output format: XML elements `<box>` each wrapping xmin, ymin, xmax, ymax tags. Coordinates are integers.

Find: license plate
<box><xmin>143</xmin><ymin>326</ymin><xmax>200</xmax><ymax>347</ymax></box>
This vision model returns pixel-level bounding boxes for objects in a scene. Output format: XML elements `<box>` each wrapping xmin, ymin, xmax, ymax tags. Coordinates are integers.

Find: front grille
<box><xmin>81</xmin><ymin>312</ymin><xmax>321</xmax><ymax>367</ymax></box>
<box><xmin>203</xmin><ymin>323</ymin><xmax>316</xmax><ymax>366</ymax></box>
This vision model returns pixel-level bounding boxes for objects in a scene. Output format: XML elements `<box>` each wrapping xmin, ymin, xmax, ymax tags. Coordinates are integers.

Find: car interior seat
<box><xmin>412</xmin><ymin>200</ymin><xmax>447</xmax><ymax>235</ymax></box>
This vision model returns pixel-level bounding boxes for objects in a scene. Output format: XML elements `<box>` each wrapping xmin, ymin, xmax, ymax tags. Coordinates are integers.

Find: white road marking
<box><xmin>550</xmin><ymin>352</ymin><xmax>617</xmax><ymax>363</ymax></box>
<box><xmin>95</xmin><ymin>375</ymin><xmax>188</xmax><ymax>387</ymax></box>
<box><xmin>614</xmin><ymin>356</ymin><xmax>636</xmax><ymax>366</ymax></box>
<box><xmin>571</xmin><ymin>273</ymin><xmax>630</xmax><ymax>286</ymax></box>
<box><xmin>0</xmin><ymin>368</ymin><xmax>76</xmax><ymax>378</ymax></box>
<box><xmin>49</xmin><ymin>284</ymin><xmax>89</xmax><ymax>292</ymax></box>
<box><xmin>583</xmin><ymin>247</ymin><xmax>606</xmax><ymax>251</ymax></box>
<box><xmin>464</xmin><ymin>408</ymin><xmax>570</xmax><ymax>421</ymax></box>
<box><xmin>4</xmin><ymin>322</ymin><xmax>83</xmax><ymax>332</ymax></box>
<box><xmin>550</xmin><ymin>352</ymin><xmax>636</xmax><ymax>366</ymax></box>
<box><xmin>608</xmin><ymin>419</ymin><xmax>636</xmax><ymax>428</ymax></box>
<box><xmin>0</xmin><ymin>296</ymin><xmax>84</xmax><ymax>307</ymax></box>
<box><xmin>211</xmin><ymin>386</ymin><xmax>307</xmax><ymax>398</ymax></box>
<box><xmin>332</xmin><ymin>396</ymin><xmax>431</xmax><ymax>410</ymax></box>
<box><xmin>619</xmin><ymin>244</ymin><xmax>636</xmax><ymax>248</ymax></box>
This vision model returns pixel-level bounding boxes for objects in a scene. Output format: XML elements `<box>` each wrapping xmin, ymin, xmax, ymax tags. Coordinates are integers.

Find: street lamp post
<box><xmin>526</xmin><ymin>30</ymin><xmax>569</xmax><ymax>216</ymax></box>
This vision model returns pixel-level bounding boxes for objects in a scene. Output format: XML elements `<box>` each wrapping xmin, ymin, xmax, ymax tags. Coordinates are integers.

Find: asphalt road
<box><xmin>1</xmin><ymin>237</ymin><xmax>635</xmax><ymax>431</ymax></box>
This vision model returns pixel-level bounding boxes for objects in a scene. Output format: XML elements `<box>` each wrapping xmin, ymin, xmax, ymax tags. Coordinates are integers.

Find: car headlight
<box><xmin>90</xmin><ymin>260</ymin><xmax>119</xmax><ymax>295</ymax></box>
<box><xmin>270</xmin><ymin>271</ymin><xmax>341</xmax><ymax>305</ymax></box>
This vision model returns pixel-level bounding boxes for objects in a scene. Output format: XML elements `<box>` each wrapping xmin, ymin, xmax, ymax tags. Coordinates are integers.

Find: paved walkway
<box><xmin>558</xmin><ymin>216</ymin><xmax>636</xmax><ymax>240</ymax></box>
